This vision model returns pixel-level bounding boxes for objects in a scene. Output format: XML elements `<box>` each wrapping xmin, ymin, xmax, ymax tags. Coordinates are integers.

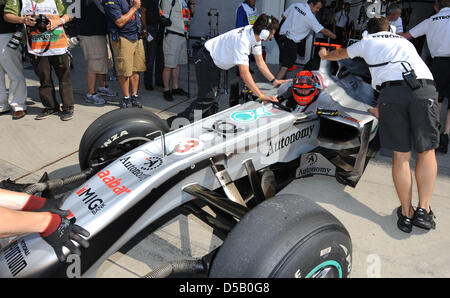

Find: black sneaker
<box><xmin>163</xmin><ymin>90</ymin><xmax>174</xmax><ymax>102</ymax></box>
<box><xmin>35</xmin><ymin>107</ymin><xmax>60</xmax><ymax>120</ymax></box>
<box><xmin>60</xmin><ymin>107</ymin><xmax>74</xmax><ymax>121</ymax></box>
<box><xmin>413</xmin><ymin>207</ymin><xmax>436</xmax><ymax>230</ymax></box>
<box><xmin>172</xmin><ymin>88</ymin><xmax>189</xmax><ymax>97</ymax></box>
<box><xmin>131</xmin><ymin>95</ymin><xmax>143</xmax><ymax>108</ymax></box>
<box><xmin>121</xmin><ymin>97</ymin><xmax>132</xmax><ymax>109</ymax></box>
<box><xmin>396</xmin><ymin>206</ymin><xmax>413</xmax><ymax>233</ymax></box>
<box><xmin>437</xmin><ymin>133</ymin><xmax>448</xmax><ymax>154</ymax></box>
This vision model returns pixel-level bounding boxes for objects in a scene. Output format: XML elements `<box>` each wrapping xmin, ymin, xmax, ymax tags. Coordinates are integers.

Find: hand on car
<box><xmin>319</xmin><ymin>47</ymin><xmax>329</xmax><ymax>59</ymax></box>
<box><xmin>260</xmin><ymin>95</ymin><xmax>279</xmax><ymax>103</ymax></box>
<box><xmin>272</xmin><ymin>79</ymin><xmax>289</xmax><ymax>88</ymax></box>
<box><xmin>41</xmin><ymin>214</ymin><xmax>90</xmax><ymax>262</ymax></box>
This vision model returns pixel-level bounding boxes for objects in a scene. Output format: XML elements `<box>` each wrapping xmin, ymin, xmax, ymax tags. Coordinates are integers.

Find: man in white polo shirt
<box><xmin>385</xmin><ymin>3</ymin><xmax>404</xmax><ymax>35</ymax></box>
<box><xmin>170</xmin><ymin>14</ymin><xmax>286</xmax><ymax>123</ymax></box>
<box><xmin>276</xmin><ymin>0</ymin><xmax>336</xmax><ymax>80</ymax></box>
<box><xmin>319</xmin><ymin>17</ymin><xmax>439</xmax><ymax>234</ymax></box>
<box><xmin>403</xmin><ymin>0</ymin><xmax>450</xmax><ymax>154</ymax></box>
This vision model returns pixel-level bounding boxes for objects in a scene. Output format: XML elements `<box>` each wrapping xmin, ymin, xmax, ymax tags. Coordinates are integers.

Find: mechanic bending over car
<box><xmin>0</xmin><ymin>186</ymin><xmax>89</xmax><ymax>262</ymax></box>
<box><xmin>169</xmin><ymin>14</ymin><xmax>288</xmax><ymax>125</ymax></box>
<box><xmin>319</xmin><ymin>17</ymin><xmax>439</xmax><ymax>234</ymax></box>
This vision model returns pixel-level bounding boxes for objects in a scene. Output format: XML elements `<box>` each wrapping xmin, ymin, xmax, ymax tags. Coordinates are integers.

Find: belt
<box><xmin>376</xmin><ymin>79</ymin><xmax>435</xmax><ymax>91</ymax></box>
<box><xmin>434</xmin><ymin>56</ymin><xmax>450</xmax><ymax>61</ymax></box>
<box><xmin>166</xmin><ymin>30</ymin><xmax>186</xmax><ymax>37</ymax></box>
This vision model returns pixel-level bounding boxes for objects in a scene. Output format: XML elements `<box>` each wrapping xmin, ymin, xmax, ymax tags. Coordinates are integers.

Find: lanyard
<box><xmin>30</xmin><ymin>0</ymin><xmax>38</xmax><ymax>15</ymax></box>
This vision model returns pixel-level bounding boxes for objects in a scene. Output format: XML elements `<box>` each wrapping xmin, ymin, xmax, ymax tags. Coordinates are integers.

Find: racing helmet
<box><xmin>292</xmin><ymin>70</ymin><xmax>322</xmax><ymax>106</ymax></box>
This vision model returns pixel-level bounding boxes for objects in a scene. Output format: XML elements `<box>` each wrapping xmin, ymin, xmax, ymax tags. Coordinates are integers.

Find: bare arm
<box><xmin>0</xmin><ymin>188</ymin><xmax>31</xmax><ymax>210</ymax></box>
<box><xmin>0</xmin><ymin>207</ymin><xmax>51</xmax><ymax>238</ymax></box>
<box><xmin>114</xmin><ymin>0</ymin><xmax>140</xmax><ymax>28</ymax></box>
<box><xmin>254</xmin><ymin>54</ymin><xmax>288</xmax><ymax>88</ymax></box>
<box><xmin>238</xmin><ymin>64</ymin><xmax>278</xmax><ymax>103</ymax></box>
<box><xmin>320</xmin><ymin>28</ymin><xmax>337</xmax><ymax>40</ymax></box>
<box><xmin>4</xmin><ymin>13</ymin><xmax>36</xmax><ymax>27</ymax></box>
<box><xmin>318</xmin><ymin>47</ymin><xmax>349</xmax><ymax>61</ymax></box>
<box><xmin>402</xmin><ymin>32</ymin><xmax>413</xmax><ymax>39</ymax></box>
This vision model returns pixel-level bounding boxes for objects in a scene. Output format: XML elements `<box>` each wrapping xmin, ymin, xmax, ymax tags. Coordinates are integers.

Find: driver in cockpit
<box><xmin>276</xmin><ymin>70</ymin><xmax>326</xmax><ymax>113</ymax></box>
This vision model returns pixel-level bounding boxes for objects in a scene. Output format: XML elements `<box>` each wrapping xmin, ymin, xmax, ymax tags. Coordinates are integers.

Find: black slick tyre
<box><xmin>79</xmin><ymin>108</ymin><xmax>169</xmax><ymax>170</ymax></box>
<box><xmin>209</xmin><ymin>194</ymin><xmax>352</xmax><ymax>278</ymax></box>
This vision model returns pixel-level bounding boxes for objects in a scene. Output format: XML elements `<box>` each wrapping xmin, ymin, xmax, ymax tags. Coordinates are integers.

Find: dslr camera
<box><xmin>31</xmin><ymin>14</ymin><xmax>50</xmax><ymax>33</ymax></box>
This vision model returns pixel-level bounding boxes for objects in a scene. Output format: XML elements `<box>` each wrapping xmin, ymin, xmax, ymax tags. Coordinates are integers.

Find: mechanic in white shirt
<box><xmin>319</xmin><ymin>17</ymin><xmax>439</xmax><ymax>234</ymax></box>
<box><xmin>275</xmin><ymin>0</ymin><xmax>336</xmax><ymax>80</ymax></box>
<box><xmin>385</xmin><ymin>4</ymin><xmax>404</xmax><ymax>35</ymax></box>
<box><xmin>170</xmin><ymin>14</ymin><xmax>287</xmax><ymax>124</ymax></box>
<box><xmin>403</xmin><ymin>0</ymin><xmax>450</xmax><ymax>154</ymax></box>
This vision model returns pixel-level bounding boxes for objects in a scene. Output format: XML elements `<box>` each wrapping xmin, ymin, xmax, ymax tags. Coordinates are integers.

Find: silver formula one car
<box><xmin>0</xmin><ymin>59</ymin><xmax>379</xmax><ymax>278</ymax></box>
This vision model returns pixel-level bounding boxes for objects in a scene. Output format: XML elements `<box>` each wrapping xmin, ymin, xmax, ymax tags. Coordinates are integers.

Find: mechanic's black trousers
<box><xmin>195</xmin><ymin>47</ymin><xmax>221</xmax><ymax>99</ymax></box>
<box><xmin>177</xmin><ymin>47</ymin><xmax>221</xmax><ymax>121</ymax></box>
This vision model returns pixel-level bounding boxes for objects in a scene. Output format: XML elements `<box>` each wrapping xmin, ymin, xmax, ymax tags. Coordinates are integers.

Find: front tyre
<box><xmin>209</xmin><ymin>194</ymin><xmax>352</xmax><ymax>278</ymax></box>
<box><xmin>79</xmin><ymin>108</ymin><xmax>169</xmax><ymax>170</ymax></box>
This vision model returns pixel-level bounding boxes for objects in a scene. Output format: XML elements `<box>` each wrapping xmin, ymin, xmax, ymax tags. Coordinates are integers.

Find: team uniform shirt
<box><xmin>409</xmin><ymin>7</ymin><xmax>450</xmax><ymax>58</ymax></box>
<box><xmin>279</xmin><ymin>2</ymin><xmax>324</xmax><ymax>43</ymax></box>
<box><xmin>346</xmin><ymin>31</ymin><xmax>433</xmax><ymax>90</ymax></box>
<box><xmin>204</xmin><ymin>25</ymin><xmax>262</xmax><ymax>70</ymax></box>
<box><xmin>235</xmin><ymin>2</ymin><xmax>258</xmax><ymax>28</ymax></box>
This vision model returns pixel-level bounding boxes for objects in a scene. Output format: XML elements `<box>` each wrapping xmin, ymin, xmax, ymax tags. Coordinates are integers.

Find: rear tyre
<box><xmin>209</xmin><ymin>194</ymin><xmax>352</xmax><ymax>278</ymax></box>
<box><xmin>79</xmin><ymin>108</ymin><xmax>169</xmax><ymax>170</ymax></box>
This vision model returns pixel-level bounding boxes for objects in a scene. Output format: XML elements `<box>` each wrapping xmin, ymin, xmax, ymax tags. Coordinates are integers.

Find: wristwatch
<box><xmin>270</xmin><ymin>78</ymin><xmax>276</xmax><ymax>84</ymax></box>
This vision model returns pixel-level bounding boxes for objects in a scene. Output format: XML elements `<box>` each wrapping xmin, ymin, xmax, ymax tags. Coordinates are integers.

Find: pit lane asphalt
<box><xmin>0</xmin><ymin>46</ymin><xmax>449</xmax><ymax>278</ymax></box>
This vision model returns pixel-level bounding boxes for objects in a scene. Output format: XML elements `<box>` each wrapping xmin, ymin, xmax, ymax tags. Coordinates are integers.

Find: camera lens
<box><xmin>7</xmin><ymin>31</ymin><xmax>23</xmax><ymax>50</ymax></box>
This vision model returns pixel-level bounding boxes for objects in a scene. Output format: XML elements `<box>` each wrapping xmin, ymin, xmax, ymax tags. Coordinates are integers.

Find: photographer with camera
<box><xmin>0</xmin><ymin>0</ymin><xmax>27</xmax><ymax>120</ymax></box>
<box><xmin>4</xmin><ymin>0</ymin><xmax>75</xmax><ymax>121</ymax></box>
<box><xmin>104</xmin><ymin>0</ymin><xmax>146</xmax><ymax>109</ymax></box>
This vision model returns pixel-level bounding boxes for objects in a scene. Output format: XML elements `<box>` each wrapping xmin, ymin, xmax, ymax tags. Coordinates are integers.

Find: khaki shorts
<box><xmin>111</xmin><ymin>36</ymin><xmax>146</xmax><ymax>77</ymax></box>
<box><xmin>79</xmin><ymin>35</ymin><xmax>109</xmax><ymax>74</ymax></box>
<box><xmin>163</xmin><ymin>33</ymin><xmax>187</xmax><ymax>68</ymax></box>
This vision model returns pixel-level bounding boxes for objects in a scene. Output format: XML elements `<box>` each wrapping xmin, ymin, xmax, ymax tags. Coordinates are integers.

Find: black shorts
<box><xmin>378</xmin><ymin>82</ymin><xmax>440</xmax><ymax>153</ymax></box>
<box><xmin>277</xmin><ymin>35</ymin><xmax>301</xmax><ymax>68</ymax></box>
<box><xmin>431</xmin><ymin>57</ymin><xmax>450</xmax><ymax>104</ymax></box>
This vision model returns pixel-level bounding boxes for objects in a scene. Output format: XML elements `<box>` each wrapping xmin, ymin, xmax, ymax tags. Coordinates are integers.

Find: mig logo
<box><xmin>97</xmin><ymin>170</ymin><xmax>131</xmax><ymax>196</ymax></box>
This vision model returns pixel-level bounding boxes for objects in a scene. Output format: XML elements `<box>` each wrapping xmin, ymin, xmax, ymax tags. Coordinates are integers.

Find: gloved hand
<box><xmin>22</xmin><ymin>194</ymin><xmax>69</xmax><ymax>217</ymax></box>
<box><xmin>40</xmin><ymin>213</ymin><xmax>90</xmax><ymax>262</ymax></box>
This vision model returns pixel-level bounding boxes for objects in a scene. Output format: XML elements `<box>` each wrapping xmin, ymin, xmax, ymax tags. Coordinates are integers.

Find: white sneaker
<box><xmin>85</xmin><ymin>93</ymin><xmax>106</xmax><ymax>105</ymax></box>
<box><xmin>97</xmin><ymin>86</ymin><xmax>118</xmax><ymax>97</ymax></box>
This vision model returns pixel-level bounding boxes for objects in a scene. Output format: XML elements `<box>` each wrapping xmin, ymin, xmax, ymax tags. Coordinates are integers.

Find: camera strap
<box><xmin>26</xmin><ymin>25</ymin><xmax>53</xmax><ymax>55</ymax></box>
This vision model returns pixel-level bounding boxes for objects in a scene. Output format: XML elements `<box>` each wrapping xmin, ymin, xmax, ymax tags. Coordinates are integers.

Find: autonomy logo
<box><xmin>266</xmin><ymin>125</ymin><xmax>315</xmax><ymax>156</ymax></box>
<box><xmin>97</xmin><ymin>170</ymin><xmax>131</xmax><ymax>195</ymax></box>
<box><xmin>120</xmin><ymin>155</ymin><xmax>162</xmax><ymax>181</ymax></box>
<box><xmin>76</xmin><ymin>185</ymin><xmax>105</xmax><ymax>215</ymax></box>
